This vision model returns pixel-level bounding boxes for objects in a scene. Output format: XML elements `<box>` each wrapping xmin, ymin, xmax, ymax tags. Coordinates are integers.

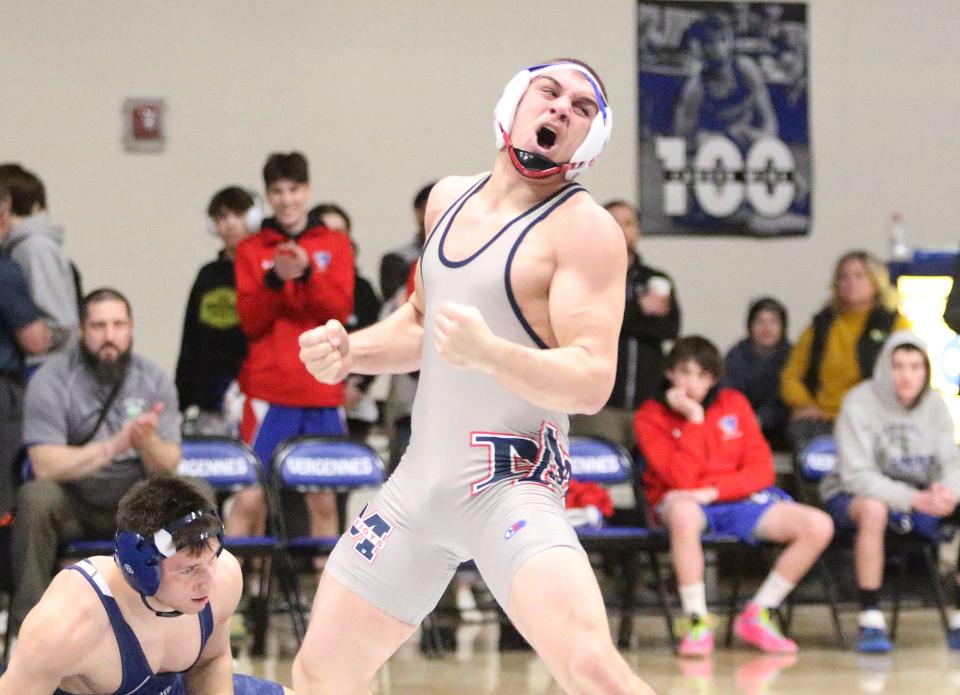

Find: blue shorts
<box><xmin>824</xmin><ymin>493</ymin><xmax>948</xmax><ymax>543</ymax></box>
<box><xmin>658</xmin><ymin>486</ymin><xmax>792</xmax><ymax>545</ymax></box>
<box><xmin>232</xmin><ymin>673</ymin><xmax>285</xmax><ymax>695</ymax></box>
<box><xmin>25</xmin><ymin>671</ymin><xmax>282</xmax><ymax>695</ymax></box>
<box><xmin>241</xmin><ymin>398</ymin><xmax>347</xmax><ymax>468</ymax></box>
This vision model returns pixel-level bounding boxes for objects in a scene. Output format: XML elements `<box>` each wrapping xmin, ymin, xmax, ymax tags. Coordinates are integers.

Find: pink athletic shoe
<box><xmin>734</xmin><ymin>603</ymin><xmax>798</xmax><ymax>654</ymax></box>
<box><xmin>678</xmin><ymin>619</ymin><xmax>715</xmax><ymax>657</ymax></box>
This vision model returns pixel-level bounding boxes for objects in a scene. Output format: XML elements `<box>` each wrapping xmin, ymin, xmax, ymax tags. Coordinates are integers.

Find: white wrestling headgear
<box><xmin>494</xmin><ymin>62</ymin><xmax>613</xmax><ymax>181</ymax></box>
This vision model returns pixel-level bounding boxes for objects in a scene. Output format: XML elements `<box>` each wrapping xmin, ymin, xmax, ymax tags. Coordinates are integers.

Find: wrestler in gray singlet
<box><xmin>324</xmin><ymin>173</ymin><xmax>589</xmax><ymax>624</ymax></box>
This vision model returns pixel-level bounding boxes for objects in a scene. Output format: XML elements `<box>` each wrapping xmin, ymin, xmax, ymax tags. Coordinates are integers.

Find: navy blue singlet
<box><xmin>53</xmin><ymin>559</ymin><xmax>213</xmax><ymax>695</ymax></box>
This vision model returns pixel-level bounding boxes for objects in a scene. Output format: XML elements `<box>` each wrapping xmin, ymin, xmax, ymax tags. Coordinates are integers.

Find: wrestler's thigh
<box><xmin>507</xmin><ymin>547</ymin><xmax>619</xmax><ymax>683</ymax></box>
<box><xmin>296</xmin><ymin>572</ymin><xmax>417</xmax><ymax>686</ymax></box>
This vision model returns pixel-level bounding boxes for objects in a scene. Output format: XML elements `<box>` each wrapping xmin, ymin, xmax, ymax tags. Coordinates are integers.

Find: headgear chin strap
<box><xmin>114</xmin><ymin>509</ymin><xmax>224</xmax><ymax>616</ymax></box>
<box><xmin>494</xmin><ymin>62</ymin><xmax>613</xmax><ymax>181</ymax></box>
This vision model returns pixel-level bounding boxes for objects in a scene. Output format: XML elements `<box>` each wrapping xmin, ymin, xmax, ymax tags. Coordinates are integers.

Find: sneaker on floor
<box><xmin>856</xmin><ymin>626</ymin><xmax>892</xmax><ymax>654</ymax></box>
<box><xmin>734</xmin><ymin>603</ymin><xmax>798</xmax><ymax>654</ymax></box>
<box><xmin>677</xmin><ymin>617</ymin><xmax>714</xmax><ymax>657</ymax></box>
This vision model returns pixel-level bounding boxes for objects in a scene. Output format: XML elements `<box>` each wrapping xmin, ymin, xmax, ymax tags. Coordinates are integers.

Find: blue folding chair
<box><xmin>793</xmin><ymin>434</ymin><xmax>948</xmax><ymax>645</ymax></box>
<box><xmin>568</xmin><ymin>437</ymin><xmax>676</xmax><ymax>649</ymax></box>
<box><xmin>270</xmin><ymin>435</ymin><xmax>387</xmax><ymax>638</ymax></box>
<box><xmin>178</xmin><ymin>436</ymin><xmax>303</xmax><ymax>650</ymax></box>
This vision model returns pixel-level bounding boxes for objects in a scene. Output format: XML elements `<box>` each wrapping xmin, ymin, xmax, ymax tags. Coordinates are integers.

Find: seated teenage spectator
<box><xmin>175</xmin><ymin>187</ymin><xmax>260</xmax><ymax>435</ymax></box>
<box><xmin>10</xmin><ymin>288</ymin><xmax>181</xmax><ymax>639</ymax></box>
<box><xmin>571</xmin><ymin>200</ymin><xmax>680</xmax><ymax>451</ymax></box>
<box><xmin>311</xmin><ymin>203</ymin><xmax>383</xmax><ymax>441</ymax></box>
<box><xmin>821</xmin><ymin>331</ymin><xmax>960</xmax><ymax>653</ymax></box>
<box><xmin>723</xmin><ymin>297</ymin><xmax>791</xmax><ymax>450</ymax></box>
<box><xmin>230</xmin><ymin>152</ymin><xmax>354</xmax><ymax>543</ymax></box>
<box><xmin>780</xmin><ymin>250</ymin><xmax>909</xmax><ymax>450</ymax></box>
<box><xmin>634</xmin><ymin>336</ymin><xmax>833</xmax><ymax>657</ymax></box>
<box><xmin>0</xmin><ymin>182</ymin><xmax>51</xmax><ymax>526</ymax></box>
<box><xmin>0</xmin><ymin>163</ymin><xmax>80</xmax><ymax>366</ymax></box>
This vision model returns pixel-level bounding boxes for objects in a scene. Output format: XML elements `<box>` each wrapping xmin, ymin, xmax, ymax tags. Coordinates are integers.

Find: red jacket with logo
<box><xmin>235</xmin><ymin>218</ymin><xmax>354</xmax><ymax>407</ymax></box>
<box><xmin>633</xmin><ymin>387</ymin><xmax>774</xmax><ymax>509</ymax></box>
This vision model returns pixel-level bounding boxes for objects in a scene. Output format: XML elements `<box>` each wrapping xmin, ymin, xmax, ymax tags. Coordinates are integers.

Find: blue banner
<box><xmin>638</xmin><ymin>1</ymin><xmax>811</xmax><ymax>236</ymax></box>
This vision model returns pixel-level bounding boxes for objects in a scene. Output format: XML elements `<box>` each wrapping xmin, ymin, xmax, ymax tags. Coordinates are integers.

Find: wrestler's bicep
<box><xmin>548</xmin><ymin>217</ymin><xmax>626</xmax><ymax>353</ymax></box>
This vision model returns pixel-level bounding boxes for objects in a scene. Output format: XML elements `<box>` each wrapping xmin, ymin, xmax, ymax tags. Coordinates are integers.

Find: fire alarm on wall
<box><xmin>123</xmin><ymin>98</ymin><xmax>165</xmax><ymax>153</ymax></box>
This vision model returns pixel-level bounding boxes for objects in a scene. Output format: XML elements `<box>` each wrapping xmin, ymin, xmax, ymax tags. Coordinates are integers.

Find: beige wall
<box><xmin>2</xmin><ymin>0</ymin><xmax>959</xmax><ymax>374</ymax></box>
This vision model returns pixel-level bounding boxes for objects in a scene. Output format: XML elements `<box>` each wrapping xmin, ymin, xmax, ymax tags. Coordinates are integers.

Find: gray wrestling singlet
<box><xmin>324</xmin><ymin>174</ymin><xmax>589</xmax><ymax>623</ymax></box>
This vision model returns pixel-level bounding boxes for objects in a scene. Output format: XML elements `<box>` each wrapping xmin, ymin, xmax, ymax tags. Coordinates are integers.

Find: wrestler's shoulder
<box><xmin>211</xmin><ymin>549</ymin><xmax>243</xmax><ymax>622</ymax></box>
<box><xmin>548</xmin><ymin>191</ymin><xmax>621</xmax><ymax>243</ymax></box>
<box><xmin>428</xmin><ymin>173</ymin><xmax>488</xmax><ymax>208</ymax></box>
<box><xmin>427</xmin><ymin>172</ymin><xmax>489</xmax><ymax>222</ymax></box>
<box><xmin>18</xmin><ymin>568</ymin><xmax>110</xmax><ymax>660</ymax></box>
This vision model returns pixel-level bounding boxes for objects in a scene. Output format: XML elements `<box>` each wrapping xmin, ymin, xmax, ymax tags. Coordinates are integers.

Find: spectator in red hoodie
<box><xmin>229</xmin><ymin>152</ymin><xmax>354</xmax><ymax>541</ymax></box>
<box><xmin>634</xmin><ymin>336</ymin><xmax>832</xmax><ymax>657</ymax></box>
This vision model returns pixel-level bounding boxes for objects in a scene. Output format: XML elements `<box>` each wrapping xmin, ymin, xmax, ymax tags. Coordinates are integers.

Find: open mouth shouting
<box><xmin>536</xmin><ymin>125</ymin><xmax>558</xmax><ymax>150</ymax></box>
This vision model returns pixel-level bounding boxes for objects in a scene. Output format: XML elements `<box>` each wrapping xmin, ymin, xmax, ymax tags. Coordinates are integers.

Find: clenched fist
<box><xmin>434</xmin><ymin>302</ymin><xmax>500</xmax><ymax>373</ymax></box>
<box><xmin>299</xmin><ymin>319</ymin><xmax>351</xmax><ymax>384</ymax></box>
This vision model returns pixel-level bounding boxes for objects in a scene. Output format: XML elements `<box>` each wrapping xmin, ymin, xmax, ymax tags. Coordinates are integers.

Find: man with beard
<box><xmin>9</xmin><ymin>288</ymin><xmax>181</xmax><ymax>641</ymax></box>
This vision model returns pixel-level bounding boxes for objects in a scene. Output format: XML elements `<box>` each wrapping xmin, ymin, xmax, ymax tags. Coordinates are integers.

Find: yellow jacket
<box><xmin>780</xmin><ymin>308</ymin><xmax>911</xmax><ymax>418</ymax></box>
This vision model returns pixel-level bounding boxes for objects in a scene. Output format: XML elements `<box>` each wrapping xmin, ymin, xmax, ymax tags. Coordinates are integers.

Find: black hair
<box><xmin>665</xmin><ymin>335</ymin><xmax>724</xmax><ymax>379</ymax></box>
<box><xmin>747</xmin><ymin>296</ymin><xmax>789</xmax><ymax>338</ymax></box>
<box><xmin>81</xmin><ymin>287</ymin><xmax>132</xmax><ymax>322</ymax></box>
<box><xmin>116</xmin><ymin>476</ymin><xmax>219</xmax><ymax>556</ymax></box>
<box><xmin>0</xmin><ymin>163</ymin><xmax>46</xmax><ymax>216</ymax></box>
<box><xmin>413</xmin><ymin>182</ymin><xmax>436</xmax><ymax>210</ymax></box>
<box><xmin>311</xmin><ymin>202</ymin><xmax>352</xmax><ymax>233</ymax></box>
<box><xmin>207</xmin><ymin>186</ymin><xmax>254</xmax><ymax>219</ymax></box>
<box><xmin>263</xmin><ymin>151</ymin><xmax>309</xmax><ymax>187</ymax></box>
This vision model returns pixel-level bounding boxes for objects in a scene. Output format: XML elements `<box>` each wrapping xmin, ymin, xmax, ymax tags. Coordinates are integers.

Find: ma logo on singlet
<box><xmin>349</xmin><ymin>503</ymin><xmax>393</xmax><ymax>564</ymax></box>
<box><xmin>469</xmin><ymin>421</ymin><xmax>571</xmax><ymax>497</ymax></box>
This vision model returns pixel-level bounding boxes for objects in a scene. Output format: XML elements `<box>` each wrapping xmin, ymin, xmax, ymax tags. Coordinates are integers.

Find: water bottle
<box><xmin>889</xmin><ymin>212</ymin><xmax>911</xmax><ymax>261</ymax></box>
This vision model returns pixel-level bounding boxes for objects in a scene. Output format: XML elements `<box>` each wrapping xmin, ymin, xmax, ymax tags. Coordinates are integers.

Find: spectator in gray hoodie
<box><xmin>821</xmin><ymin>330</ymin><xmax>960</xmax><ymax>653</ymax></box>
<box><xmin>0</xmin><ymin>164</ymin><xmax>79</xmax><ymax>367</ymax></box>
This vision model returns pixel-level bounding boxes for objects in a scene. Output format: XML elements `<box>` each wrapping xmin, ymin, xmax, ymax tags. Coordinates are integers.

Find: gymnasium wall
<box><xmin>2</xmin><ymin>0</ymin><xmax>958</xmax><ymax>372</ymax></box>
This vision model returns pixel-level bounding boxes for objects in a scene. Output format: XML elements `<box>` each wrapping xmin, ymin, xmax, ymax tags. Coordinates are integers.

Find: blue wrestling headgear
<box><xmin>494</xmin><ymin>62</ymin><xmax>613</xmax><ymax>181</ymax></box>
<box><xmin>114</xmin><ymin>508</ymin><xmax>224</xmax><ymax>600</ymax></box>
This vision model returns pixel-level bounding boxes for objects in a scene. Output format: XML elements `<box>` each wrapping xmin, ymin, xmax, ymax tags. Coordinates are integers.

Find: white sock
<box><xmin>752</xmin><ymin>571</ymin><xmax>796</xmax><ymax>609</ymax></box>
<box><xmin>950</xmin><ymin>610</ymin><xmax>960</xmax><ymax>631</ymax></box>
<box><xmin>679</xmin><ymin>582</ymin><xmax>707</xmax><ymax>619</ymax></box>
<box><xmin>858</xmin><ymin>609</ymin><xmax>886</xmax><ymax>630</ymax></box>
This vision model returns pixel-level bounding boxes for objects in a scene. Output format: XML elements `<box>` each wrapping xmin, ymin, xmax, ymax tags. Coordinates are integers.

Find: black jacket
<box><xmin>723</xmin><ymin>338</ymin><xmax>791</xmax><ymax>437</ymax></box>
<box><xmin>608</xmin><ymin>255</ymin><xmax>681</xmax><ymax>410</ymax></box>
<box><xmin>346</xmin><ymin>271</ymin><xmax>382</xmax><ymax>392</ymax></box>
<box><xmin>175</xmin><ymin>252</ymin><xmax>247</xmax><ymax>411</ymax></box>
